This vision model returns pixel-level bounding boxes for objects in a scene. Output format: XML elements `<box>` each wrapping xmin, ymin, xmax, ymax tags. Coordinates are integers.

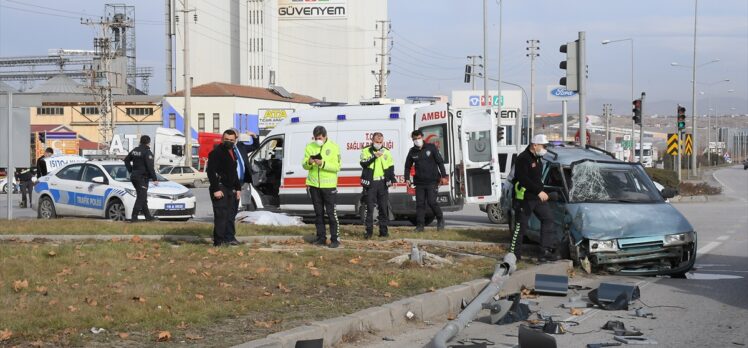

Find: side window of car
<box><xmin>81</xmin><ymin>165</ymin><xmax>105</xmax><ymax>183</ymax></box>
<box><xmin>182</xmin><ymin>167</ymin><xmax>194</xmax><ymax>174</ymax></box>
<box><xmin>172</xmin><ymin>167</ymin><xmax>183</xmax><ymax>175</ymax></box>
<box><xmin>56</xmin><ymin>164</ymin><xmax>83</xmax><ymax>181</ymax></box>
<box><xmin>159</xmin><ymin>167</ymin><xmax>172</xmax><ymax>174</ymax></box>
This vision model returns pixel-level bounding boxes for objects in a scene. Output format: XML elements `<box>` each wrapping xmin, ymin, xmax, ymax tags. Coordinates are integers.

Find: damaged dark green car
<box><xmin>506</xmin><ymin>144</ymin><xmax>697</xmax><ymax>276</ymax></box>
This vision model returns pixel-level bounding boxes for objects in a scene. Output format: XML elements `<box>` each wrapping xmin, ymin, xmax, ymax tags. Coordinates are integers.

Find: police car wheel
<box><xmin>2</xmin><ymin>183</ymin><xmax>7</xmax><ymax>194</ymax></box>
<box><xmin>38</xmin><ymin>196</ymin><xmax>57</xmax><ymax>219</ymax></box>
<box><xmin>106</xmin><ymin>199</ymin><xmax>127</xmax><ymax>221</ymax></box>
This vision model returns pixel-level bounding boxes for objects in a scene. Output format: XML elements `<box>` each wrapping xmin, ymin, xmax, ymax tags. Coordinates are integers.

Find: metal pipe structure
<box><xmin>578</xmin><ymin>31</ymin><xmax>587</xmax><ymax>147</ymax></box>
<box><xmin>427</xmin><ymin>253</ymin><xmax>517</xmax><ymax>348</ymax></box>
<box><xmin>691</xmin><ymin>0</ymin><xmax>698</xmax><ymax>176</ymax></box>
<box><xmin>482</xmin><ymin>0</ymin><xmax>489</xmax><ymax>114</ymax></box>
<box><xmin>5</xmin><ymin>91</ymin><xmax>13</xmax><ymax>220</ymax></box>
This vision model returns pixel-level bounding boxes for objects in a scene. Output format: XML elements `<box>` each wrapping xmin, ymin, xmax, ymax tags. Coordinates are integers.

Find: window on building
<box><xmin>198</xmin><ymin>113</ymin><xmax>205</xmax><ymax>132</ymax></box>
<box><xmin>213</xmin><ymin>113</ymin><xmax>220</xmax><ymax>133</ymax></box>
<box><xmin>37</xmin><ymin>107</ymin><xmax>64</xmax><ymax>116</ymax></box>
<box><xmin>126</xmin><ymin>107</ymin><xmax>154</xmax><ymax>116</ymax></box>
<box><xmin>260</xmin><ymin>38</ymin><xmax>263</xmax><ymax>52</ymax></box>
<box><xmin>81</xmin><ymin>106</ymin><xmax>99</xmax><ymax>115</ymax></box>
<box><xmin>169</xmin><ymin>113</ymin><xmax>176</xmax><ymax>129</ymax></box>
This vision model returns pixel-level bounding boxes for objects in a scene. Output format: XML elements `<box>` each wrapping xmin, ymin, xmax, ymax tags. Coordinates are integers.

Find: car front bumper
<box><xmin>590</xmin><ymin>238</ymin><xmax>697</xmax><ymax>276</ymax></box>
<box><xmin>146</xmin><ymin>196</ymin><xmax>197</xmax><ymax>219</ymax></box>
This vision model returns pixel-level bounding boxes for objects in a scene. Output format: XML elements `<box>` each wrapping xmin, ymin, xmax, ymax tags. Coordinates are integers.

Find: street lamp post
<box><xmin>696</xmin><ymin>79</ymin><xmax>730</xmax><ymax>165</ymax></box>
<box><xmin>602</xmin><ymin>38</ymin><xmax>634</xmax><ymax>162</ymax></box>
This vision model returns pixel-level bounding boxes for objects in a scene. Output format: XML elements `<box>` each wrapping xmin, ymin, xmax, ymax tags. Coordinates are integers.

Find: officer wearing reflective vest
<box><xmin>359</xmin><ymin>132</ymin><xmax>396</xmax><ymax>239</ymax></box>
<box><xmin>510</xmin><ymin>134</ymin><xmax>559</xmax><ymax>261</ymax></box>
<box><xmin>303</xmin><ymin>126</ymin><xmax>342</xmax><ymax>248</ymax></box>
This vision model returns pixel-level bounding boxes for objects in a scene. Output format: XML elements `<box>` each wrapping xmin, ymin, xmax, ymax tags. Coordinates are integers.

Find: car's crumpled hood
<box><xmin>568</xmin><ymin>202</ymin><xmax>694</xmax><ymax>240</ymax></box>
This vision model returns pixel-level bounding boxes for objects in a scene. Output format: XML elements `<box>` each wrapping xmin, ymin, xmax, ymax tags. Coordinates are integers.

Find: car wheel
<box><xmin>486</xmin><ymin>203</ymin><xmax>507</xmax><ymax>224</ymax></box>
<box><xmin>38</xmin><ymin>196</ymin><xmax>57</xmax><ymax>219</ymax></box>
<box><xmin>106</xmin><ymin>199</ymin><xmax>127</xmax><ymax>221</ymax></box>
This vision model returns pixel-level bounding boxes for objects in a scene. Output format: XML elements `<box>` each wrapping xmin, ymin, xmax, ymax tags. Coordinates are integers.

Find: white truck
<box><xmin>634</xmin><ymin>142</ymin><xmax>654</xmax><ymax>167</ymax></box>
<box><xmin>244</xmin><ymin>103</ymin><xmax>504</xmax><ymax>225</ymax></box>
<box><xmin>153</xmin><ymin>127</ymin><xmax>187</xmax><ymax>169</ymax></box>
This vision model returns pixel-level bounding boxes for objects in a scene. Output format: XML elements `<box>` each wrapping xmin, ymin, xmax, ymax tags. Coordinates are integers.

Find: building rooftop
<box><xmin>26</xmin><ymin>74</ymin><xmax>91</xmax><ymax>94</ymax></box>
<box><xmin>168</xmin><ymin>82</ymin><xmax>319</xmax><ymax>104</ymax></box>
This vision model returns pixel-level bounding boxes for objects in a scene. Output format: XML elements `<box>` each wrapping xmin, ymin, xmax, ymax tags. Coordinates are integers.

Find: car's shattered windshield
<box><xmin>568</xmin><ymin>161</ymin><xmax>663</xmax><ymax>203</ymax></box>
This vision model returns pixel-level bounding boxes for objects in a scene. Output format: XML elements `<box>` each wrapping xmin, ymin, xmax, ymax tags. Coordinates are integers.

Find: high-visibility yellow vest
<box><xmin>360</xmin><ymin>146</ymin><xmax>393</xmax><ymax>178</ymax></box>
<box><xmin>302</xmin><ymin>140</ymin><xmax>341</xmax><ymax>188</ymax></box>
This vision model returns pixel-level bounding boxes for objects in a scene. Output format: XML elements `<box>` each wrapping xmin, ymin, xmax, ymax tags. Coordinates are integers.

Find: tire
<box><xmin>105</xmin><ymin>199</ymin><xmax>127</xmax><ymax>222</ymax></box>
<box><xmin>486</xmin><ymin>203</ymin><xmax>507</xmax><ymax>224</ymax></box>
<box><xmin>2</xmin><ymin>183</ymin><xmax>7</xmax><ymax>194</ymax></box>
<box><xmin>407</xmin><ymin>214</ymin><xmax>435</xmax><ymax>226</ymax></box>
<box><xmin>38</xmin><ymin>196</ymin><xmax>57</xmax><ymax>219</ymax></box>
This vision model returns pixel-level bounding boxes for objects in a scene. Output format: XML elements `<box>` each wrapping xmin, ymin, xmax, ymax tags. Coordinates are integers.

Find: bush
<box><xmin>679</xmin><ymin>182</ymin><xmax>722</xmax><ymax>196</ymax></box>
<box><xmin>645</xmin><ymin>167</ymin><xmax>679</xmax><ymax>190</ymax></box>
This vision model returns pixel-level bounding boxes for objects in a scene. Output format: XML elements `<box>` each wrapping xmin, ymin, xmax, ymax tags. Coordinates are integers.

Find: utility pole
<box><xmin>496</xmin><ymin>0</ymin><xmax>503</xmax><ymax>125</ymax></box>
<box><xmin>5</xmin><ymin>91</ymin><xmax>13</xmax><ymax>220</ymax></box>
<box><xmin>165</xmin><ymin>0</ymin><xmax>173</xmax><ymax>93</ymax></box>
<box><xmin>690</xmin><ymin>0</ymin><xmax>699</xmax><ymax>177</ymax></box>
<box><xmin>603</xmin><ymin>103</ymin><xmax>611</xmax><ymax>150</ymax></box>
<box><xmin>180</xmin><ymin>0</ymin><xmax>196</xmax><ymax>167</ymax></box>
<box><xmin>482</xmin><ymin>0</ymin><xmax>489</xmax><ymax>114</ymax></box>
<box><xmin>526</xmin><ymin>39</ymin><xmax>539</xmax><ymax>134</ymax></box>
<box><xmin>373</xmin><ymin>20</ymin><xmax>391</xmax><ymax>98</ymax></box>
<box><xmin>82</xmin><ymin>17</ymin><xmax>119</xmax><ymax>155</ymax></box>
<box><xmin>578</xmin><ymin>31</ymin><xmax>587</xmax><ymax>148</ymax></box>
<box><xmin>639</xmin><ymin>92</ymin><xmax>645</xmax><ymax>164</ymax></box>
<box><xmin>562</xmin><ymin>100</ymin><xmax>568</xmax><ymax>142</ymax></box>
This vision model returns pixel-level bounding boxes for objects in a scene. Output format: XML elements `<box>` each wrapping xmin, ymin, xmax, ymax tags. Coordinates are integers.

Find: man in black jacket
<box><xmin>404</xmin><ymin>130</ymin><xmax>448</xmax><ymax>232</ymax></box>
<box><xmin>16</xmin><ymin>168</ymin><xmax>34</xmax><ymax>208</ymax></box>
<box><xmin>36</xmin><ymin>147</ymin><xmax>53</xmax><ymax>179</ymax></box>
<box><xmin>206</xmin><ymin>129</ymin><xmax>243</xmax><ymax>247</ymax></box>
<box><xmin>227</xmin><ymin>130</ymin><xmax>258</xmax><ymax>240</ymax></box>
<box><xmin>124</xmin><ymin>135</ymin><xmax>159</xmax><ymax>222</ymax></box>
<box><xmin>510</xmin><ymin>134</ymin><xmax>558</xmax><ymax>261</ymax></box>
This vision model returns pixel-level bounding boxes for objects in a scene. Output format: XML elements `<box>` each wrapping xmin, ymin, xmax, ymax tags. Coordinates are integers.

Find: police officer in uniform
<box><xmin>359</xmin><ymin>132</ymin><xmax>396</xmax><ymax>239</ymax></box>
<box><xmin>510</xmin><ymin>134</ymin><xmax>558</xmax><ymax>261</ymax></box>
<box><xmin>17</xmin><ymin>168</ymin><xmax>34</xmax><ymax>208</ymax></box>
<box><xmin>36</xmin><ymin>147</ymin><xmax>54</xmax><ymax>179</ymax></box>
<box><xmin>303</xmin><ymin>126</ymin><xmax>341</xmax><ymax>248</ymax></box>
<box><xmin>124</xmin><ymin>135</ymin><xmax>158</xmax><ymax>222</ymax></box>
<box><xmin>404</xmin><ymin>130</ymin><xmax>448</xmax><ymax>232</ymax></box>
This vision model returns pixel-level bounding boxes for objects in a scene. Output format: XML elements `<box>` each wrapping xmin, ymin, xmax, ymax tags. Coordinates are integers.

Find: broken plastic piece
<box><xmin>589</xmin><ymin>283</ymin><xmax>640</xmax><ymax>310</ymax></box>
<box><xmin>518</xmin><ymin>324</ymin><xmax>557</xmax><ymax>348</ymax></box>
<box><xmin>586</xmin><ymin>343</ymin><xmax>622</xmax><ymax>348</ymax></box>
<box><xmin>602</xmin><ymin>320</ymin><xmax>625</xmax><ymax>331</ymax></box>
<box><xmin>90</xmin><ymin>327</ymin><xmax>106</xmax><ymax>334</ymax></box>
<box><xmin>405</xmin><ymin>311</ymin><xmax>415</xmax><ymax>320</ymax></box>
<box><xmin>633</xmin><ymin>308</ymin><xmax>656</xmax><ymax>319</ymax></box>
<box><xmin>294</xmin><ymin>338</ymin><xmax>323</xmax><ymax>348</ymax></box>
<box><xmin>542</xmin><ymin>318</ymin><xmax>566</xmax><ymax>335</ymax></box>
<box><xmin>534</xmin><ymin>274</ymin><xmax>569</xmax><ymax>296</ymax></box>
<box><xmin>613</xmin><ymin>336</ymin><xmax>658</xmax><ymax>345</ymax></box>
<box><xmin>495</xmin><ymin>294</ymin><xmax>531</xmax><ymax>325</ymax></box>
<box><xmin>562</xmin><ymin>294</ymin><xmax>590</xmax><ymax>309</ymax></box>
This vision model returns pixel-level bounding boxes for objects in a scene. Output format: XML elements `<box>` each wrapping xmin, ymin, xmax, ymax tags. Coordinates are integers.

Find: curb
<box><xmin>233</xmin><ymin>260</ymin><xmax>572</xmax><ymax>348</ymax></box>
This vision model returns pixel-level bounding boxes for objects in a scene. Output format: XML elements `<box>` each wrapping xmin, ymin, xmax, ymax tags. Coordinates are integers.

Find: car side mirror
<box><xmin>661</xmin><ymin>188</ymin><xmax>677</xmax><ymax>199</ymax></box>
<box><xmin>92</xmin><ymin>176</ymin><xmax>106</xmax><ymax>184</ymax></box>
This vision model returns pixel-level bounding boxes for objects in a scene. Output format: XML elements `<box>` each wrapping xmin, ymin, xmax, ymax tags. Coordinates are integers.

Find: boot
<box><xmin>436</xmin><ymin>218</ymin><xmax>445</xmax><ymax>231</ymax></box>
<box><xmin>539</xmin><ymin>248</ymin><xmax>561</xmax><ymax>262</ymax></box>
<box><xmin>414</xmin><ymin>226</ymin><xmax>425</xmax><ymax>232</ymax></box>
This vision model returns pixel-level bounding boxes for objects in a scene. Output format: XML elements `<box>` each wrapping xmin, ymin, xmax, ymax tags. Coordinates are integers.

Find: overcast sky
<box><xmin>0</xmin><ymin>0</ymin><xmax>745</xmax><ymax>116</ymax></box>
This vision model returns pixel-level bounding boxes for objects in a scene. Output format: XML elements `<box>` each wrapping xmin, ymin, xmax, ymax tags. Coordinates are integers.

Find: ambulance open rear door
<box><xmin>460</xmin><ymin>109</ymin><xmax>502</xmax><ymax>204</ymax></box>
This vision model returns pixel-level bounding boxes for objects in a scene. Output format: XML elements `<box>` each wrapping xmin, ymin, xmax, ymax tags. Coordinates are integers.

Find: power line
<box><xmin>390</xmin><ymin>30</ymin><xmax>465</xmax><ymax>60</ymax></box>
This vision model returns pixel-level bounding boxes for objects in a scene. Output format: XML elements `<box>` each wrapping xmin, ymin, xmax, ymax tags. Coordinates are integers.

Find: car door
<box><xmin>78</xmin><ymin>164</ymin><xmax>110</xmax><ymax>217</ymax></box>
<box><xmin>171</xmin><ymin>167</ymin><xmax>184</xmax><ymax>184</ymax></box>
<box><xmin>414</xmin><ymin>104</ymin><xmax>459</xmax><ymax>207</ymax></box>
<box><xmin>181</xmin><ymin>166</ymin><xmax>196</xmax><ymax>182</ymax></box>
<box><xmin>459</xmin><ymin>109</ymin><xmax>501</xmax><ymax>204</ymax></box>
<box><xmin>527</xmin><ymin>163</ymin><xmax>568</xmax><ymax>243</ymax></box>
<box><xmin>50</xmin><ymin>164</ymin><xmax>84</xmax><ymax>215</ymax></box>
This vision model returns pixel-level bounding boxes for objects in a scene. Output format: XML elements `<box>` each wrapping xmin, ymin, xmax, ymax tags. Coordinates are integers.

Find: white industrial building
<box><xmin>172</xmin><ymin>0</ymin><xmax>387</xmax><ymax>104</ymax></box>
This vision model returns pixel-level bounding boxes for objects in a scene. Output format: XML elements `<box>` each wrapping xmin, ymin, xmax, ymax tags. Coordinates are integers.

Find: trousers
<box><xmin>130</xmin><ymin>175</ymin><xmax>153</xmax><ymax>221</ymax></box>
<box><xmin>212</xmin><ymin>187</ymin><xmax>238</xmax><ymax>246</ymax></box>
<box><xmin>309</xmin><ymin>187</ymin><xmax>339</xmax><ymax>242</ymax></box>
<box><xmin>510</xmin><ymin>198</ymin><xmax>557</xmax><ymax>257</ymax></box>
<box><xmin>415</xmin><ymin>183</ymin><xmax>443</xmax><ymax>226</ymax></box>
<box><xmin>365</xmin><ymin>180</ymin><xmax>389</xmax><ymax>236</ymax></box>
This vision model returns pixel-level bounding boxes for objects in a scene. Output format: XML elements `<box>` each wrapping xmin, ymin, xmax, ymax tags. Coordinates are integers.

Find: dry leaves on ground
<box><xmin>185</xmin><ymin>333</ymin><xmax>204</xmax><ymax>340</ymax></box>
<box><xmin>253</xmin><ymin>319</ymin><xmax>281</xmax><ymax>329</ymax></box>
<box><xmin>47</xmin><ymin>250</ymin><xmax>57</xmax><ymax>257</ymax></box>
<box><xmin>388</xmin><ymin>280</ymin><xmax>400</xmax><ymax>288</ymax></box>
<box><xmin>12</xmin><ymin>279</ymin><xmax>28</xmax><ymax>292</ymax></box>
<box><xmin>195</xmin><ymin>294</ymin><xmax>205</xmax><ymax>300</ymax></box>
<box><xmin>569</xmin><ymin>308</ymin><xmax>584</xmax><ymax>316</ymax></box>
<box><xmin>349</xmin><ymin>256</ymin><xmax>362</xmax><ymax>264</ymax></box>
<box><xmin>309</xmin><ymin>269</ymin><xmax>321</xmax><ymax>277</ymax></box>
<box><xmin>0</xmin><ymin>329</ymin><xmax>12</xmax><ymax>341</ymax></box>
<box><xmin>157</xmin><ymin>331</ymin><xmax>171</xmax><ymax>342</ymax></box>
<box><xmin>118</xmin><ymin>332</ymin><xmax>129</xmax><ymax>339</ymax></box>
<box><xmin>130</xmin><ymin>235</ymin><xmax>143</xmax><ymax>243</ymax></box>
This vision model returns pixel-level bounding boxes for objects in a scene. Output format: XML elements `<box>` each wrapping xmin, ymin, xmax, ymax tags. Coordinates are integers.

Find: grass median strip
<box><xmin>0</xmin><ymin>238</ymin><xmax>500</xmax><ymax>346</ymax></box>
<box><xmin>0</xmin><ymin>219</ymin><xmax>510</xmax><ymax>244</ymax></box>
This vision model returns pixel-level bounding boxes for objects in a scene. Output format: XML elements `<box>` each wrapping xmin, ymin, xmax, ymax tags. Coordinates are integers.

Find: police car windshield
<box><xmin>103</xmin><ymin>165</ymin><xmax>168</xmax><ymax>182</ymax></box>
<box><xmin>568</xmin><ymin>162</ymin><xmax>663</xmax><ymax>203</ymax></box>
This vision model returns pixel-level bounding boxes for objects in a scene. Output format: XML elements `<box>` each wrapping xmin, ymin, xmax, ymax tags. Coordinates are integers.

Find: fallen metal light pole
<box><xmin>426</xmin><ymin>253</ymin><xmax>517</xmax><ymax>348</ymax></box>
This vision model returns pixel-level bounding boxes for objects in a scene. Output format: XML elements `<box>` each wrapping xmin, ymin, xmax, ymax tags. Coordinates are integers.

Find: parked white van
<box><xmin>245</xmin><ymin>103</ymin><xmax>503</xmax><ymax>225</ymax></box>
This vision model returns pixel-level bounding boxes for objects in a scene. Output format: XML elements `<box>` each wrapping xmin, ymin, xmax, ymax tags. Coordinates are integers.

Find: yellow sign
<box><xmin>684</xmin><ymin>133</ymin><xmax>693</xmax><ymax>155</ymax></box>
<box><xmin>259</xmin><ymin>108</ymin><xmax>293</xmax><ymax>130</ymax></box>
<box><xmin>667</xmin><ymin>133</ymin><xmax>678</xmax><ymax>156</ymax></box>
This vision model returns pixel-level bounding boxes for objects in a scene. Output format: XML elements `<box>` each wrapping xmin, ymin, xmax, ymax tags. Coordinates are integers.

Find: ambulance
<box><xmin>245</xmin><ymin>102</ymin><xmax>503</xmax><ymax>224</ymax></box>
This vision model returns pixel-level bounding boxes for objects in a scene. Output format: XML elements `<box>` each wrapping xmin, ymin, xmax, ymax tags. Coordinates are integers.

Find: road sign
<box><xmin>622</xmin><ymin>140</ymin><xmax>633</xmax><ymax>150</ymax></box>
<box><xmin>667</xmin><ymin>133</ymin><xmax>679</xmax><ymax>156</ymax></box>
<box><xmin>684</xmin><ymin>133</ymin><xmax>693</xmax><ymax>155</ymax></box>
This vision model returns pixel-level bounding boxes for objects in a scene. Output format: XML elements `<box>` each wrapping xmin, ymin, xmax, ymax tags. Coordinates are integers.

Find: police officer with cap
<box><xmin>404</xmin><ymin>130</ymin><xmax>448</xmax><ymax>232</ymax></box>
<box><xmin>359</xmin><ymin>132</ymin><xmax>396</xmax><ymax>239</ymax></box>
<box><xmin>124</xmin><ymin>135</ymin><xmax>158</xmax><ymax>222</ymax></box>
<box><xmin>510</xmin><ymin>134</ymin><xmax>559</xmax><ymax>261</ymax></box>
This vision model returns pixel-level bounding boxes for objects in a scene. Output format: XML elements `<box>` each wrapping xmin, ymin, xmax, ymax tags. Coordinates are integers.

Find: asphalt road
<box><xmin>340</xmin><ymin>165</ymin><xmax>748</xmax><ymax>348</ymax></box>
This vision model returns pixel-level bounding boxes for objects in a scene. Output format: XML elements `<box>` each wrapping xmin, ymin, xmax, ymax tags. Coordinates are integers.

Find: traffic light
<box><xmin>559</xmin><ymin>41</ymin><xmax>578</xmax><ymax>91</ymax></box>
<box><xmin>632</xmin><ymin>99</ymin><xmax>642</xmax><ymax>125</ymax></box>
<box><xmin>497</xmin><ymin>126</ymin><xmax>505</xmax><ymax>142</ymax></box>
<box><xmin>677</xmin><ymin>105</ymin><xmax>686</xmax><ymax>130</ymax></box>
<box><xmin>464</xmin><ymin>65</ymin><xmax>472</xmax><ymax>84</ymax></box>
<box><xmin>38</xmin><ymin>132</ymin><xmax>46</xmax><ymax>144</ymax></box>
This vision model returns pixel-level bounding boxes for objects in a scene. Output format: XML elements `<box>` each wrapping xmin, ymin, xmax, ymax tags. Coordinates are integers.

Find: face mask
<box><xmin>223</xmin><ymin>141</ymin><xmax>234</xmax><ymax>148</ymax></box>
<box><xmin>414</xmin><ymin>139</ymin><xmax>424</xmax><ymax>147</ymax></box>
<box><xmin>315</xmin><ymin>139</ymin><xmax>325</xmax><ymax>146</ymax></box>
<box><xmin>536</xmin><ymin>148</ymin><xmax>547</xmax><ymax>157</ymax></box>
<box><xmin>373</xmin><ymin>143</ymin><xmax>383</xmax><ymax>150</ymax></box>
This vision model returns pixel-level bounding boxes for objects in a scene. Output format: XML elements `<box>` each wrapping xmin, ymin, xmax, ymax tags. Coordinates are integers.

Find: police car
<box><xmin>33</xmin><ymin>160</ymin><xmax>196</xmax><ymax>221</ymax></box>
